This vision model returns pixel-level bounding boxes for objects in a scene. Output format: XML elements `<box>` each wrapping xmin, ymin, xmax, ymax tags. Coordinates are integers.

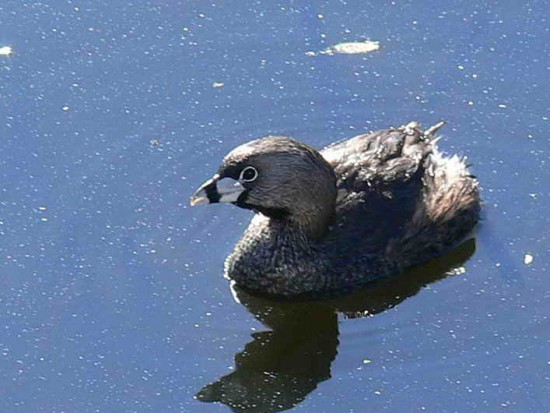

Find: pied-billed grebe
<box><xmin>190</xmin><ymin>122</ymin><xmax>480</xmax><ymax>297</ymax></box>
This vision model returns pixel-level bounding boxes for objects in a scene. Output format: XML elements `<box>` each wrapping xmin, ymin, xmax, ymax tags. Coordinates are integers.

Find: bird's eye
<box><xmin>239</xmin><ymin>166</ymin><xmax>258</xmax><ymax>182</ymax></box>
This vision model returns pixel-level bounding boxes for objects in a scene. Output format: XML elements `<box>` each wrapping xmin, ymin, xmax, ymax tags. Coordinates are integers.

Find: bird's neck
<box><xmin>226</xmin><ymin>214</ymin><xmax>327</xmax><ymax>296</ymax></box>
<box><xmin>284</xmin><ymin>211</ymin><xmax>333</xmax><ymax>240</ymax></box>
<box><xmin>259</xmin><ymin>197</ymin><xmax>335</xmax><ymax>240</ymax></box>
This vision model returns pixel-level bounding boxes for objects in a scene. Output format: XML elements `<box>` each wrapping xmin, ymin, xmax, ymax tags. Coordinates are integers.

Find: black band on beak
<box><xmin>190</xmin><ymin>176</ymin><xmax>246</xmax><ymax>206</ymax></box>
<box><xmin>204</xmin><ymin>180</ymin><xmax>221</xmax><ymax>203</ymax></box>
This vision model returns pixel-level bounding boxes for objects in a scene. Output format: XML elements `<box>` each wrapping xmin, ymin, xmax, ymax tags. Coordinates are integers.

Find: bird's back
<box><xmin>320</xmin><ymin>122</ymin><xmax>480</xmax><ymax>282</ymax></box>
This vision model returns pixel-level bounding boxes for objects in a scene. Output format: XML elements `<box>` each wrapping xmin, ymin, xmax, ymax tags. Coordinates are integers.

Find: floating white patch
<box><xmin>307</xmin><ymin>40</ymin><xmax>380</xmax><ymax>56</ymax></box>
<box><xmin>0</xmin><ymin>46</ymin><xmax>13</xmax><ymax>56</ymax></box>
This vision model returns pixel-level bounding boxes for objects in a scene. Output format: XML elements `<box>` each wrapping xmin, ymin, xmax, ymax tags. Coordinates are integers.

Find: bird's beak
<box><xmin>190</xmin><ymin>175</ymin><xmax>246</xmax><ymax>206</ymax></box>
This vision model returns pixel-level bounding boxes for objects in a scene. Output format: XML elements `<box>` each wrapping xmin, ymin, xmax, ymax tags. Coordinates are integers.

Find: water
<box><xmin>1</xmin><ymin>1</ymin><xmax>549</xmax><ymax>412</ymax></box>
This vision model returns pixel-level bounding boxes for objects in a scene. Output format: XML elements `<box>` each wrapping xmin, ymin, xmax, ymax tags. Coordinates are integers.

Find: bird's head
<box><xmin>191</xmin><ymin>136</ymin><xmax>337</xmax><ymax>238</ymax></box>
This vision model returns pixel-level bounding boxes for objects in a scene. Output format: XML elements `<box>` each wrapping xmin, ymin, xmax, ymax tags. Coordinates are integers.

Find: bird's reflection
<box><xmin>196</xmin><ymin>238</ymin><xmax>476</xmax><ymax>412</ymax></box>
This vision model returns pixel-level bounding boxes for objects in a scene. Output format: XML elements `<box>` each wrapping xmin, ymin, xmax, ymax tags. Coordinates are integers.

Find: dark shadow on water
<box><xmin>196</xmin><ymin>238</ymin><xmax>476</xmax><ymax>412</ymax></box>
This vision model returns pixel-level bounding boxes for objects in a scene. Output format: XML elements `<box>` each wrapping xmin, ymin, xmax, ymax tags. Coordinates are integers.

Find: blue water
<box><xmin>1</xmin><ymin>1</ymin><xmax>549</xmax><ymax>412</ymax></box>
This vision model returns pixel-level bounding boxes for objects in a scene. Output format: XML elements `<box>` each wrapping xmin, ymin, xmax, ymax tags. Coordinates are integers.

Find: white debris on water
<box><xmin>524</xmin><ymin>254</ymin><xmax>534</xmax><ymax>265</ymax></box>
<box><xmin>448</xmin><ymin>266</ymin><xmax>467</xmax><ymax>276</ymax></box>
<box><xmin>212</xmin><ymin>82</ymin><xmax>224</xmax><ymax>88</ymax></box>
<box><xmin>0</xmin><ymin>46</ymin><xmax>13</xmax><ymax>56</ymax></box>
<box><xmin>307</xmin><ymin>40</ymin><xmax>380</xmax><ymax>56</ymax></box>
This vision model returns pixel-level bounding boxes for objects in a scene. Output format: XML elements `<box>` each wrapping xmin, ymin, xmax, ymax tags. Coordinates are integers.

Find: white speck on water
<box><xmin>0</xmin><ymin>46</ymin><xmax>13</xmax><ymax>56</ymax></box>
<box><xmin>38</xmin><ymin>206</ymin><xmax>47</xmax><ymax>211</ymax></box>
<box><xmin>524</xmin><ymin>254</ymin><xmax>534</xmax><ymax>265</ymax></box>
<box><xmin>308</xmin><ymin>40</ymin><xmax>380</xmax><ymax>56</ymax></box>
<box><xmin>212</xmin><ymin>82</ymin><xmax>224</xmax><ymax>88</ymax></box>
<box><xmin>62</xmin><ymin>105</ymin><xmax>70</xmax><ymax>111</ymax></box>
<box><xmin>363</xmin><ymin>359</ymin><xmax>372</xmax><ymax>364</ymax></box>
<box><xmin>498</xmin><ymin>104</ymin><xmax>507</xmax><ymax>108</ymax></box>
<box><xmin>448</xmin><ymin>266</ymin><xmax>466</xmax><ymax>276</ymax></box>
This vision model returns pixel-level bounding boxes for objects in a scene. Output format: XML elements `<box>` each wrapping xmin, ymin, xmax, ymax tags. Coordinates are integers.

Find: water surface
<box><xmin>1</xmin><ymin>1</ymin><xmax>549</xmax><ymax>412</ymax></box>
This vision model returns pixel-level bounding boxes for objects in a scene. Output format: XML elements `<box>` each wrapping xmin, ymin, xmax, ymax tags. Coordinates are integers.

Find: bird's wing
<box><xmin>321</xmin><ymin>122</ymin><xmax>432</xmax><ymax>194</ymax></box>
<box><xmin>318</xmin><ymin>123</ymin><xmax>434</xmax><ymax>263</ymax></box>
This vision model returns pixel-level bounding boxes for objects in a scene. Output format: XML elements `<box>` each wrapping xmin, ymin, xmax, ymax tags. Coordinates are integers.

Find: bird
<box><xmin>190</xmin><ymin>122</ymin><xmax>480</xmax><ymax>298</ymax></box>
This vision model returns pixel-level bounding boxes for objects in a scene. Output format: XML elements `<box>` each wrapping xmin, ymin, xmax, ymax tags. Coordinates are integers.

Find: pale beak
<box><xmin>189</xmin><ymin>187</ymin><xmax>210</xmax><ymax>206</ymax></box>
<box><xmin>190</xmin><ymin>176</ymin><xmax>246</xmax><ymax>206</ymax></box>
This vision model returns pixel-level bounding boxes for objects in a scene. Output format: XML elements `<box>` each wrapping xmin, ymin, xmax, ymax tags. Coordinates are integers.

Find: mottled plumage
<box><xmin>191</xmin><ymin>122</ymin><xmax>480</xmax><ymax>298</ymax></box>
